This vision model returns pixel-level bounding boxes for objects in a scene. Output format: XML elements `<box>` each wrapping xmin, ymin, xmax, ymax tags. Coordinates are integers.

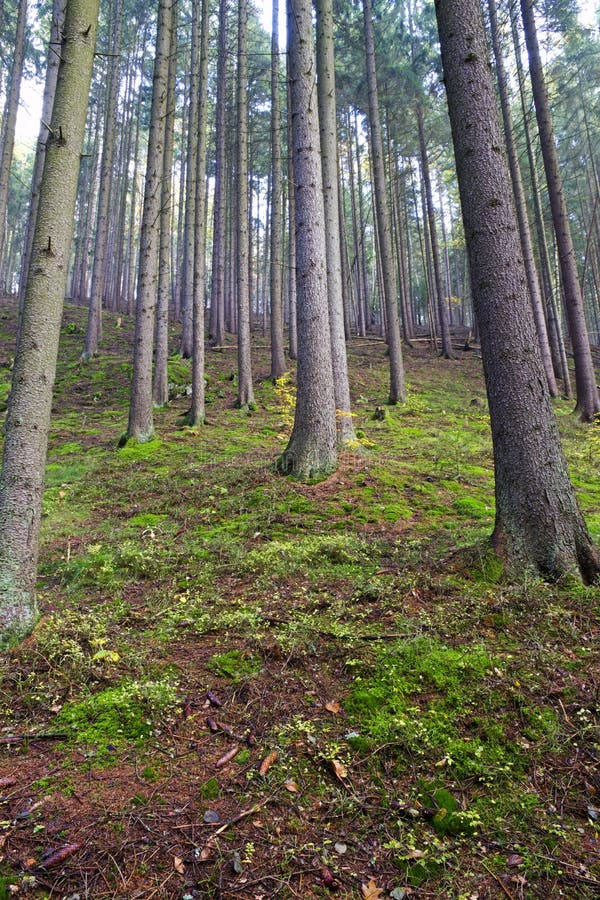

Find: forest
<box><xmin>0</xmin><ymin>0</ymin><xmax>599</xmax><ymax>896</ymax></box>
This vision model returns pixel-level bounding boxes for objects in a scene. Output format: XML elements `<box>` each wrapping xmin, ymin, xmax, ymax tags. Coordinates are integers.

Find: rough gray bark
<box><xmin>0</xmin><ymin>0</ymin><xmax>100</xmax><ymax>647</ymax></box>
<box><xmin>286</xmin><ymin>70</ymin><xmax>297</xmax><ymax>360</ymax></box>
<box><xmin>278</xmin><ymin>0</ymin><xmax>337</xmax><ymax>480</ymax></box>
<box><xmin>520</xmin><ymin>0</ymin><xmax>599</xmax><ymax>422</ymax></box>
<box><xmin>0</xmin><ymin>0</ymin><xmax>28</xmax><ymax>284</ymax></box>
<box><xmin>316</xmin><ymin>0</ymin><xmax>358</xmax><ymax>447</ymax></box>
<box><xmin>362</xmin><ymin>0</ymin><xmax>405</xmax><ymax>402</ymax></box>
<box><xmin>435</xmin><ymin>0</ymin><xmax>599</xmax><ymax>583</ymax></box>
<box><xmin>487</xmin><ymin>0</ymin><xmax>558</xmax><ymax>398</ymax></box>
<box><xmin>236</xmin><ymin>0</ymin><xmax>255</xmax><ymax>409</ymax></box>
<box><xmin>125</xmin><ymin>0</ymin><xmax>172</xmax><ymax>443</ymax></box>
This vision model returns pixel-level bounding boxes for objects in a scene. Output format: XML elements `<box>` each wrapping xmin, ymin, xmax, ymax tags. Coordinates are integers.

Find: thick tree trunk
<box><xmin>520</xmin><ymin>0</ymin><xmax>599</xmax><ymax>422</ymax></box>
<box><xmin>236</xmin><ymin>0</ymin><xmax>255</xmax><ymax>409</ymax></box>
<box><xmin>125</xmin><ymin>0</ymin><xmax>171</xmax><ymax>443</ymax></box>
<box><xmin>278</xmin><ymin>0</ymin><xmax>337</xmax><ymax>481</ymax></box>
<box><xmin>0</xmin><ymin>0</ymin><xmax>100</xmax><ymax>647</ymax></box>
<box><xmin>286</xmin><ymin>72</ymin><xmax>298</xmax><ymax>360</ymax></box>
<box><xmin>435</xmin><ymin>0</ymin><xmax>599</xmax><ymax>583</ymax></box>
<box><xmin>362</xmin><ymin>0</ymin><xmax>405</xmax><ymax>402</ymax></box>
<box><xmin>316</xmin><ymin>0</ymin><xmax>357</xmax><ymax>448</ymax></box>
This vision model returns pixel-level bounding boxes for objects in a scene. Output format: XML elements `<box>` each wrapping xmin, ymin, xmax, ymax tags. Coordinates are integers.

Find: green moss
<box><xmin>208</xmin><ymin>649</ymin><xmax>261</xmax><ymax>682</ymax></box>
<box><xmin>128</xmin><ymin>512</ymin><xmax>168</xmax><ymax>528</ymax></box>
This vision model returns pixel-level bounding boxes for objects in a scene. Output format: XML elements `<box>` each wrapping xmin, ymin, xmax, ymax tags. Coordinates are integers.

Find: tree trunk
<box><xmin>236</xmin><ymin>0</ymin><xmax>255</xmax><ymax>409</ymax></box>
<box><xmin>435</xmin><ymin>0</ymin><xmax>599</xmax><ymax>583</ymax></box>
<box><xmin>180</xmin><ymin>0</ymin><xmax>200</xmax><ymax>359</ymax></box>
<box><xmin>125</xmin><ymin>0</ymin><xmax>172</xmax><ymax>443</ymax></box>
<box><xmin>208</xmin><ymin>0</ymin><xmax>227</xmax><ymax>348</ymax></box>
<box><xmin>362</xmin><ymin>0</ymin><xmax>405</xmax><ymax>402</ymax></box>
<box><xmin>286</xmin><ymin>68</ymin><xmax>297</xmax><ymax>360</ymax></box>
<box><xmin>520</xmin><ymin>0</ymin><xmax>599</xmax><ymax>421</ymax></box>
<box><xmin>269</xmin><ymin>0</ymin><xmax>286</xmax><ymax>380</ymax></box>
<box><xmin>0</xmin><ymin>0</ymin><xmax>27</xmax><ymax>287</ymax></box>
<box><xmin>316</xmin><ymin>0</ymin><xmax>357</xmax><ymax>448</ymax></box>
<box><xmin>0</xmin><ymin>0</ymin><xmax>100</xmax><ymax>646</ymax></box>
<box><xmin>487</xmin><ymin>0</ymin><xmax>558</xmax><ymax>397</ymax></box>
<box><xmin>278</xmin><ymin>0</ymin><xmax>337</xmax><ymax>480</ymax></box>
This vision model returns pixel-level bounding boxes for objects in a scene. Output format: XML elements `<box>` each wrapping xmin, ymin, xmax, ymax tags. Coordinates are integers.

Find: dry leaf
<box><xmin>361</xmin><ymin>878</ymin><xmax>384</xmax><ymax>899</ymax></box>
<box><xmin>325</xmin><ymin>700</ymin><xmax>341</xmax><ymax>714</ymax></box>
<box><xmin>174</xmin><ymin>856</ymin><xmax>185</xmax><ymax>874</ymax></box>
<box><xmin>331</xmin><ymin>759</ymin><xmax>348</xmax><ymax>781</ymax></box>
<box><xmin>258</xmin><ymin>751</ymin><xmax>278</xmax><ymax>776</ymax></box>
<box><xmin>506</xmin><ymin>853</ymin><xmax>524</xmax><ymax>867</ymax></box>
<box><xmin>284</xmin><ymin>779</ymin><xmax>299</xmax><ymax>793</ymax></box>
<box><xmin>405</xmin><ymin>849</ymin><xmax>425</xmax><ymax>860</ymax></box>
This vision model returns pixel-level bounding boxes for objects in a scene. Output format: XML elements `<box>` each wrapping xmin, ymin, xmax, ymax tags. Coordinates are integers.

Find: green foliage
<box><xmin>33</xmin><ymin>606</ymin><xmax>122</xmax><ymax>673</ymax></box>
<box><xmin>208</xmin><ymin>649</ymin><xmax>262</xmax><ymax>682</ymax></box>
<box><xmin>57</xmin><ymin>677</ymin><xmax>179</xmax><ymax>745</ymax></box>
<box><xmin>241</xmin><ymin>533</ymin><xmax>371</xmax><ymax>579</ymax></box>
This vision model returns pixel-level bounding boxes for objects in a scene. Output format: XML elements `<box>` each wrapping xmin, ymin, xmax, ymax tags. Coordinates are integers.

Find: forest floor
<box><xmin>0</xmin><ymin>299</ymin><xmax>599</xmax><ymax>900</ymax></box>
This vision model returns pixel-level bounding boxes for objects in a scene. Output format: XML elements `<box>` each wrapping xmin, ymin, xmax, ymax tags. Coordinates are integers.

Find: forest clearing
<box><xmin>0</xmin><ymin>301</ymin><xmax>599</xmax><ymax>898</ymax></box>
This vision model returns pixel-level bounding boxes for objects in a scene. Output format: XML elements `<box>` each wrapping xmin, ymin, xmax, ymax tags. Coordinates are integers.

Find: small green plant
<box><xmin>208</xmin><ymin>650</ymin><xmax>261</xmax><ymax>683</ymax></box>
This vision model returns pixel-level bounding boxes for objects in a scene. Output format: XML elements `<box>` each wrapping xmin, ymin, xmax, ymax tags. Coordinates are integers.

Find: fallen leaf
<box><xmin>203</xmin><ymin>809</ymin><xmax>220</xmax><ymax>824</ymax></box>
<box><xmin>325</xmin><ymin>700</ymin><xmax>341</xmax><ymax>714</ymax></box>
<box><xmin>506</xmin><ymin>853</ymin><xmax>524</xmax><ymax>867</ymax></box>
<box><xmin>390</xmin><ymin>889</ymin><xmax>406</xmax><ymax>900</ymax></box>
<box><xmin>331</xmin><ymin>759</ymin><xmax>348</xmax><ymax>781</ymax></box>
<box><xmin>405</xmin><ymin>849</ymin><xmax>425</xmax><ymax>860</ymax></box>
<box><xmin>258</xmin><ymin>751</ymin><xmax>278</xmax><ymax>777</ymax></box>
<box><xmin>284</xmin><ymin>780</ymin><xmax>299</xmax><ymax>793</ymax></box>
<box><xmin>174</xmin><ymin>856</ymin><xmax>185</xmax><ymax>874</ymax></box>
<box><xmin>334</xmin><ymin>842</ymin><xmax>347</xmax><ymax>855</ymax></box>
<box><xmin>361</xmin><ymin>878</ymin><xmax>384</xmax><ymax>899</ymax></box>
<box><xmin>216</xmin><ymin>745</ymin><xmax>240</xmax><ymax>768</ymax></box>
<box><xmin>232</xmin><ymin>850</ymin><xmax>243</xmax><ymax>874</ymax></box>
<box><xmin>0</xmin><ymin>776</ymin><xmax>16</xmax><ymax>788</ymax></box>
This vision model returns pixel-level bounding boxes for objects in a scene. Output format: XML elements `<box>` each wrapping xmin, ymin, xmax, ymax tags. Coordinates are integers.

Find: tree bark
<box><xmin>269</xmin><ymin>0</ymin><xmax>286</xmax><ymax>380</ymax></box>
<box><xmin>520</xmin><ymin>0</ymin><xmax>599</xmax><ymax>421</ymax></box>
<box><xmin>0</xmin><ymin>0</ymin><xmax>100</xmax><ymax>646</ymax></box>
<box><xmin>316</xmin><ymin>0</ymin><xmax>357</xmax><ymax>448</ymax></box>
<box><xmin>278</xmin><ymin>0</ymin><xmax>337</xmax><ymax>480</ymax></box>
<box><xmin>435</xmin><ymin>0</ymin><xmax>599</xmax><ymax>583</ymax></box>
<box><xmin>362</xmin><ymin>0</ymin><xmax>405</xmax><ymax>402</ymax></box>
<box><xmin>125</xmin><ymin>0</ymin><xmax>171</xmax><ymax>443</ymax></box>
<box><xmin>208</xmin><ymin>0</ymin><xmax>227</xmax><ymax>348</ymax></box>
<box><xmin>236</xmin><ymin>0</ymin><xmax>255</xmax><ymax>409</ymax></box>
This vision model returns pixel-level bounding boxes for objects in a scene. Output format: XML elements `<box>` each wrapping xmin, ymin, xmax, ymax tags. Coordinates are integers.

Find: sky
<box><xmin>14</xmin><ymin>0</ymin><xmax>600</xmax><ymax>149</ymax></box>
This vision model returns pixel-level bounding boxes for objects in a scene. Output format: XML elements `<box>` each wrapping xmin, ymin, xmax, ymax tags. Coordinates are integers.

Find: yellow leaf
<box><xmin>174</xmin><ymin>856</ymin><xmax>185</xmax><ymax>874</ymax></box>
<box><xmin>284</xmin><ymin>780</ymin><xmax>299</xmax><ymax>793</ymax></box>
<box><xmin>325</xmin><ymin>700</ymin><xmax>341</xmax><ymax>714</ymax></box>
<box><xmin>361</xmin><ymin>878</ymin><xmax>384</xmax><ymax>899</ymax></box>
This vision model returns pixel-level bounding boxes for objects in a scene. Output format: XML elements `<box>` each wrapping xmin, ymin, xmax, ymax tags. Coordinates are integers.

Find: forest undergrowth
<box><xmin>0</xmin><ymin>300</ymin><xmax>599</xmax><ymax>899</ymax></box>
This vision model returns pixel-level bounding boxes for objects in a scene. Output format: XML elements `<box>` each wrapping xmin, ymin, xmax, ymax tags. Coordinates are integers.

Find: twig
<box><xmin>0</xmin><ymin>732</ymin><xmax>68</xmax><ymax>745</ymax></box>
<box><xmin>480</xmin><ymin>860</ymin><xmax>516</xmax><ymax>900</ymax></box>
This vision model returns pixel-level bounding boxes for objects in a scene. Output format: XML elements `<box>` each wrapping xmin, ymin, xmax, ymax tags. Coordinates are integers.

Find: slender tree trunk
<box><xmin>180</xmin><ymin>0</ymin><xmax>200</xmax><ymax>359</ymax></box>
<box><xmin>416</xmin><ymin>103</ymin><xmax>453</xmax><ymax>358</ymax></box>
<box><xmin>19</xmin><ymin>0</ymin><xmax>67</xmax><ymax>302</ymax></box>
<box><xmin>316</xmin><ymin>0</ymin><xmax>357</xmax><ymax>448</ymax></box>
<box><xmin>236</xmin><ymin>0</ymin><xmax>255</xmax><ymax>408</ymax></box>
<box><xmin>0</xmin><ymin>0</ymin><xmax>100</xmax><ymax>646</ymax></box>
<box><xmin>520</xmin><ymin>0</ymin><xmax>599</xmax><ymax>421</ymax></box>
<box><xmin>187</xmin><ymin>0</ymin><xmax>210</xmax><ymax>426</ymax></box>
<box><xmin>435</xmin><ymin>0</ymin><xmax>599</xmax><ymax>582</ymax></box>
<box><xmin>362</xmin><ymin>0</ymin><xmax>405</xmax><ymax>402</ymax></box>
<box><xmin>125</xmin><ymin>0</ymin><xmax>172</xmax><ymax>442</ymax></box>
<box><xmin>287</xmin><ymin>68</ymin><xmax>298</xmax><ymax>360</ymax></box>
<box><xmin>0</xmin><ymin>0</ymin><xmax>27</xmax><ymax>288</ymax></box>
<box><xmin>269</xmin><ymin>0</ymin><xmax>286</xmax><ymax>379</ymax></box>
<box><xmin>152</xmin><ymin>3</ymin><xmax>177</xmax><ymax>408</ymax></box>
<box><xmin>278</xmin><ymin>0</ymin><xmax>337</xmax><ymax>480</ymax></box>
<box><xmin>208</xmin><ymin>0</ymin><xmax>227</xmax><ymax>348</ymax></box>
